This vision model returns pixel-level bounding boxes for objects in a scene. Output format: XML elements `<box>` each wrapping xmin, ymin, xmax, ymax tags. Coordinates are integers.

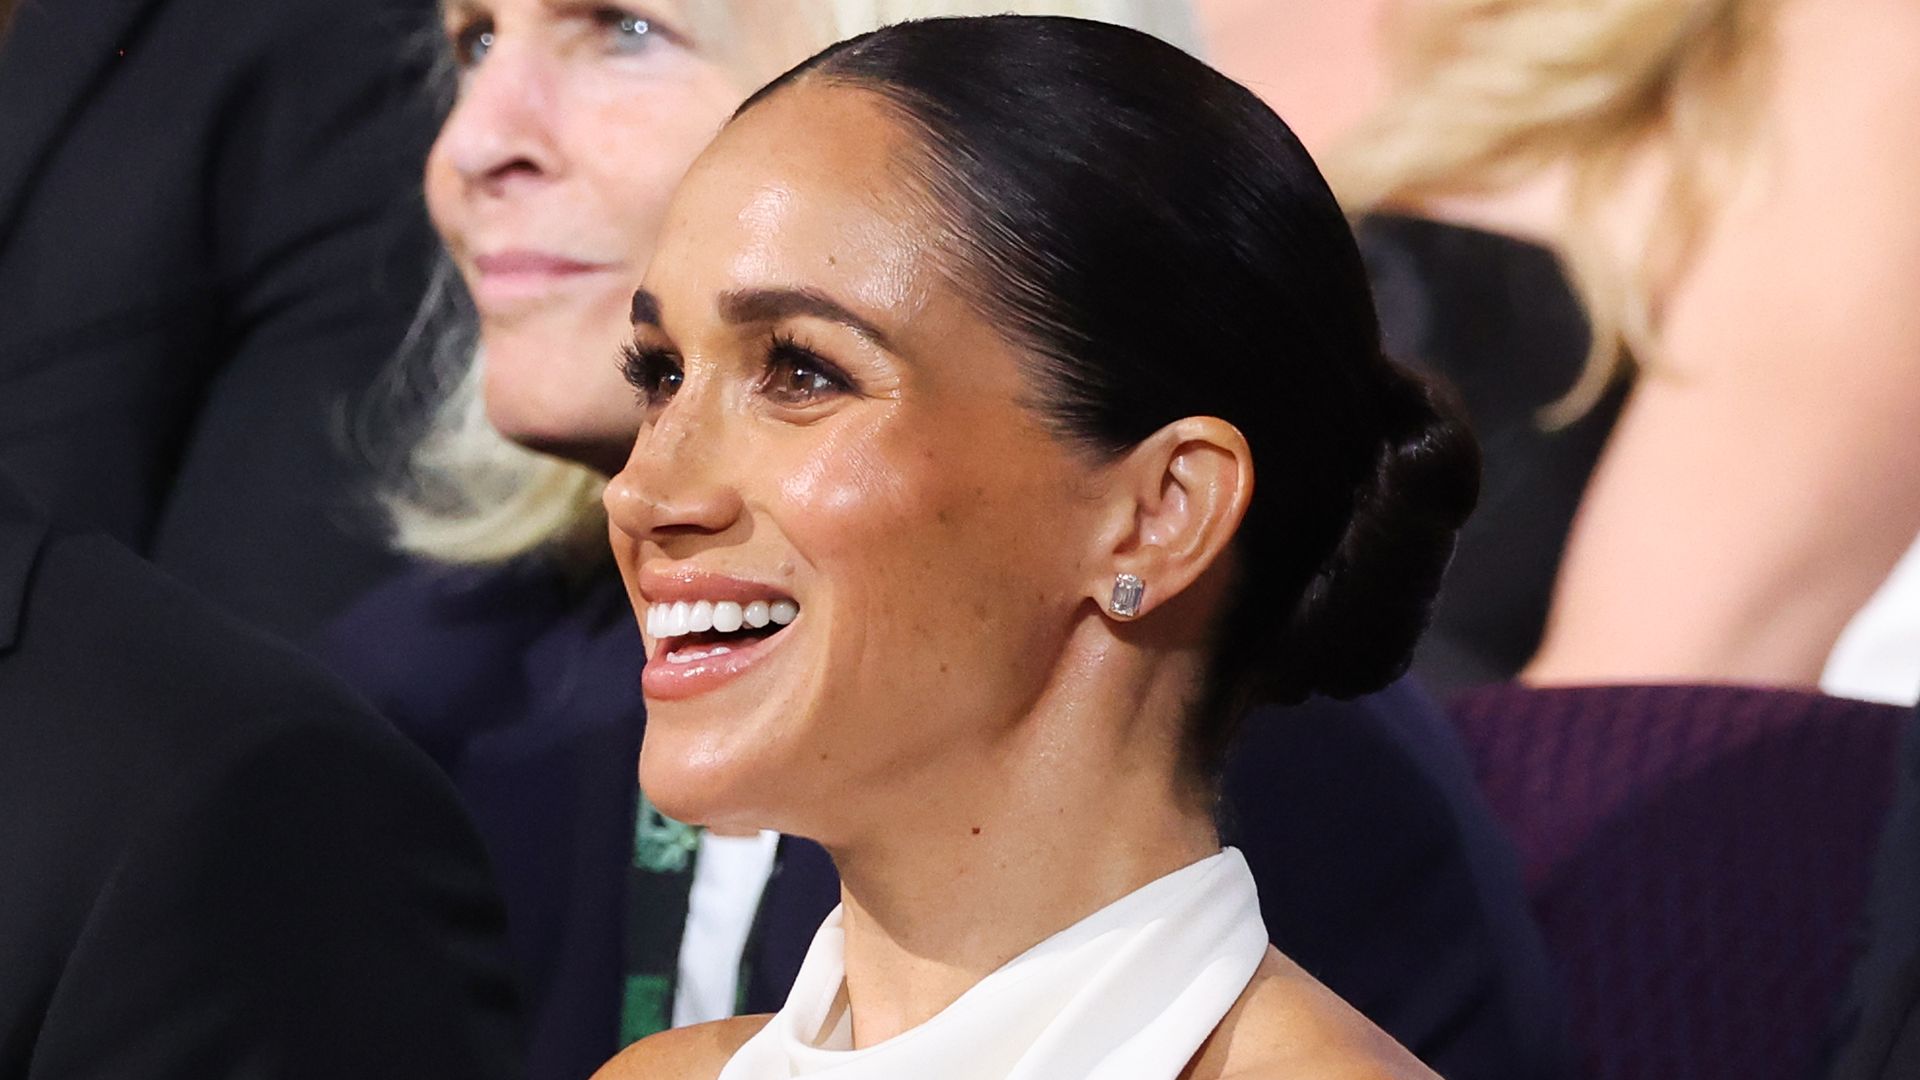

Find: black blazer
<box><xmin>0</xmin><ymin>472</ymin><xmax>523</xmax><ymax>1079</ymax></box>
<box><xmin>0</xmin><ymin>0</ymin><xmax>437</xmax><ymax>640</ymax></box>
<box><xmin>1826</xmin><ymin>703</ymin><xmax>1920</xmax><ymax>1079</ymax></box>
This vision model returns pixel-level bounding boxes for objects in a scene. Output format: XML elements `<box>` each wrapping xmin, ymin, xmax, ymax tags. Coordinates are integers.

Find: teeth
<box><xmin>664</xmin><ymin>644</ymin><xmax>733</xmax><ymax>665</ymax></box>
<box><xmin>647</xmin><ymin>597</ymin><xmax>797</xmax><ymax>641</ymax></box>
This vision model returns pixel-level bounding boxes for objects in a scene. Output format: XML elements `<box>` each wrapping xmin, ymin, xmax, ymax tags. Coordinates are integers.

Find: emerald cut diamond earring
<box><xmin>1108</xmin><ymin>573</ymin><xmax>1145</xmax><ymax>619</ymax></box>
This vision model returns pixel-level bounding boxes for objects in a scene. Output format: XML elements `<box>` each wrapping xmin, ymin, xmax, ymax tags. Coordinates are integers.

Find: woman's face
<box><xmin>605</xmin><ymin>84</ymin><xmax>1115</xmax><ymax>840</ymax></box>
<box><xmin>425</xmin><ymin>0</ymin><xmax>751</xmax><ymax>471</ymax></box>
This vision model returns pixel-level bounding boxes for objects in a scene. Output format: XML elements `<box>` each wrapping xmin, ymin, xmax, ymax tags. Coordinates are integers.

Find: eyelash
<box><xmin>619</xmin><ymin>334</ymin><xmax>857</xmax><ymax>411</ymax></box>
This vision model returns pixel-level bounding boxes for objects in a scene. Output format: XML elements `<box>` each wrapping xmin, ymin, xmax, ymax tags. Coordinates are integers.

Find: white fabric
<box><xmin>718</xmin><ymin>847</ymin><xmax>1268</xmax><ymax>1080</ymax></box>
<box><xmin>675</xmin><ymin>830</ymin><xmax>782</xmax><ymax>1028</ymax></box>
<box><xmin>1823</xmin><ymin>532</ymin><xmax>1920</xmax><ymax>706</ymax></box>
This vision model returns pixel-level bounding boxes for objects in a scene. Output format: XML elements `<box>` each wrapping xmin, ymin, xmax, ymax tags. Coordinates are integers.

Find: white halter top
<box><xmin>718</xmin><ymin>847</ymin><xmax>1269</xmax><ymax>1080</ymax></box>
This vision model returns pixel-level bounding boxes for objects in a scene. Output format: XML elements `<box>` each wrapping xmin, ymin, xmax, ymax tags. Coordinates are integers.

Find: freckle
<box><xmin>939</xmin><ymin>662</ymin><xmax>949</xmax><ymax>674</ymax></box>
<box><xmin>971</xmin><ymin>826</ymin><xmax>982</xmax><ymax>835</ymax></box>
<box><xmin>936</xmin><ymin>509</ymin><xmax>951</xmax><ymax>525</ymax></box>
<box><xmin>828</xmin><ymin>254</ymin><xmax>838</xmax><ymax>266</ymax></box>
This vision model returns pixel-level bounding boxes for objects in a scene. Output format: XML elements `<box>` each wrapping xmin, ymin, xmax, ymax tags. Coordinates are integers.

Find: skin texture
<box><xmin>426</xmin><ymin>0</ymin><xmax>757</xmax><ymax>472</ymax></box>
<box><xmin>1513</xmin><ymin>0</ymin><xmax>1920</xmax><ymax>686</ymax></box>
<box><xmin>1192</xmin><ymin>0</ymin><xmax>1393</xmax><ymax>159</ymax></box>
<box><xmin>596</xmin><ymin>80</ymin><xmax>1434</xmax><ymax>1078</ymax></box>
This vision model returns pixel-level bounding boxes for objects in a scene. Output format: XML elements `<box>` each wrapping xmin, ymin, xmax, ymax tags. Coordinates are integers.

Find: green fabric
<box><xmin>619</xmin><ymin>793</ymin><xmax>699</xmax><ymax>1047</ymax></box>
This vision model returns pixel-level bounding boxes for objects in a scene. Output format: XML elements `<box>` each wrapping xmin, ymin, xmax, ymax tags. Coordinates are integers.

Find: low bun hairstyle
<box><xmin>744</xmin><ymin>15</ymin><xmax>1480</xmax><ymax>772</ymax></box>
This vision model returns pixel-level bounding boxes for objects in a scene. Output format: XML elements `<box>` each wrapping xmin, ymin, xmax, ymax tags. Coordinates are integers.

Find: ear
<box><xmin>1088</xmin><ymin>417</ymin><xmax>1253</xmax><ymax>621</ymax></box>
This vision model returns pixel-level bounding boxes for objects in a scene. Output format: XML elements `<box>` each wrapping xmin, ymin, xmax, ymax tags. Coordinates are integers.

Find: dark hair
<box><xmin>741</xmin><ymin>16</ymin><xmax>1480</xmax><ymax>772</ymax></box>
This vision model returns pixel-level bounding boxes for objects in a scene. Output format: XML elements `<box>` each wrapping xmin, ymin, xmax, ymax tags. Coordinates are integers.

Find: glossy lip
<box><xmin>641</xmin><ymin>618</ymin><xmax>797</xmax><ymax>702</ymax></box>
<box><xmin>638</xmin><ymin>564</ymin><xmax>802</xmax><ymax>702</ymax></box>
<box><xmin>638</xmin><ymin>564</ymin><xmax>798</xmax><ymax>607</ymax></box>
<box><xmin>467</xmin><ymin>249</ymin><xmax>623</xmax><ymax>310</ymax></box>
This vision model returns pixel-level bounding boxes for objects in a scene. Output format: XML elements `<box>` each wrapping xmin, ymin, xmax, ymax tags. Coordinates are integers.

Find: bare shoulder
<box><xmin>1181</xmin><ymin>949</ymin><xmax>1438</xmax><ymax>1080</ymax></box>
<box><xmin>590</xmin><ymin>1016</ymin><xmax>771</xmax><ymax>1080</ymax></box>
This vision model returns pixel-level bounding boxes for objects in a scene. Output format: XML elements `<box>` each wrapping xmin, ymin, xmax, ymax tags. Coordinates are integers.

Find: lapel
<box><xmin>0</xmin><ymin>470</ymin><xmax>49</xmax><ymax>654</ymax></box>
<box><xmin>0</xmin><ymin>0</ymin><xmax>163</xmax><ymax>250</ymax></box>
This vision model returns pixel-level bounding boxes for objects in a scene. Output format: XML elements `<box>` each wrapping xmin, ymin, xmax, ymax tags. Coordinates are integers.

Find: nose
<box><xmin>432</xmin><ymin>42</ymin><xmax>563</xmax><ymax>192</ymax></box>
<box><xmin>604</xmin><ymin>390</ymin><xmax>747</xmax><ymax>548</ymax></box>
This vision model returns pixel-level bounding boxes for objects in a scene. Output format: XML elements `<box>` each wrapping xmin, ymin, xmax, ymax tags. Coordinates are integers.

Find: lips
<box><xmin>467</xmin><ymin>250</ymin><xmax>622</xmax><ymax>311</ymax></box>
<box><xmin>638</xmin><ymin>567</ymin><xmax>801</xmax><ymax>701</ymax></box>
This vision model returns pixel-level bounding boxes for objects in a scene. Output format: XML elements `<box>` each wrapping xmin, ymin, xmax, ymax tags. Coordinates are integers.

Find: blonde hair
<box><xmin>381</xmin><ymin>0</ymin><xmax>1202</xmax><ymax>568</ymax></box>
<box><xmin>1330</xmin><ymin>0</ymin><xmax>1775</xmax><ymax>424</ymax></box>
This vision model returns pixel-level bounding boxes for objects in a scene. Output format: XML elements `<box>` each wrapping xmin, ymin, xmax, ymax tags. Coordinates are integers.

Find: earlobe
<box><xmin>1092</xmin><ymin>417</ymin><xmax>1252</xmax><ymax>622</ymax></box>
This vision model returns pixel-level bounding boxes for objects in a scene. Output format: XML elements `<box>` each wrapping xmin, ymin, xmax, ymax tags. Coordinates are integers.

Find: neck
<box><xmin>822</xmin><ymin>640</ymin><xmax>1219</xmax><ymax>1048</ymax></box>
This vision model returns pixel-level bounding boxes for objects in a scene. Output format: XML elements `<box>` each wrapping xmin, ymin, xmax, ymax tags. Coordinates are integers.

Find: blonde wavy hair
<box><xmin>1330</xmin><ymin>0</ymin><xmax>1777</xmax><ymax>425</ymax></box>
<box><xmin>377</xmin><ymin>0</ymin><xmax>1202</xmax><ymax>569</ymax></box>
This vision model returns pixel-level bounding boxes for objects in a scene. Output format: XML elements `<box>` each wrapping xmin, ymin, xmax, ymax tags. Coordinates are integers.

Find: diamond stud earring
<box><xmin>1108</xmin><ymin>573</ymin><xmax>1145</xmax><ymax>619</ymax></box>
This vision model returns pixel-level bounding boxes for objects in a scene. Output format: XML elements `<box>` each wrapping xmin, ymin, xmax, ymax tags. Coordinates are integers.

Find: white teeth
<box><xmin>648</xmin><ymin>597</ymin><xmax>797</xmax><ymax>643</ymax></box>
<box><xmin>663</xmin><ymin>644</ymin><xmax>735</xmax><ymax>665</ymax></box>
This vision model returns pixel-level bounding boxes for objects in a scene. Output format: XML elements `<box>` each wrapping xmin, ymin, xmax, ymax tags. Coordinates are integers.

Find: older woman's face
<box><xmin>425</xmin><ymin>0</ymin><xmax>747</xmax><ymax>470</ymax></box>
<box><xmin>604</xmin><ymin>84</ymin><xmax>1111</xmax><ymax>839</ymax></box>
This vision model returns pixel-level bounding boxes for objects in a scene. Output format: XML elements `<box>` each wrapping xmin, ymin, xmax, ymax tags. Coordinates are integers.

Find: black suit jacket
<box><xmin>0</xmin><ymin>0</ymin><xmax>437</xmax><ymax>639</ymax></box>
<box><xmin>1827</xmin><ymin>703</ymin><xmax>1920</xmax><ymax>1079</ymax></box>
<box><xmin>0</xmin><ymin>472</ymin><xmax>523</xmax><ymax>1079</ymax></box>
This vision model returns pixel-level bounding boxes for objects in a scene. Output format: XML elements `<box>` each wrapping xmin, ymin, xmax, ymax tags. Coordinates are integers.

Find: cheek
<box><xmin>772</xmin><ymin>416</ymin><xmax>1083</xmax><ymax>670</ymax></box>
<box><xmin>583</xmin><ymin>83</ymin><xmax>741</xmax><ymax>267</ymax></box>
<box><xmin>422</xmin><ymin>147</ymin><xmax>464</xmax><ymax>255</ymax></box>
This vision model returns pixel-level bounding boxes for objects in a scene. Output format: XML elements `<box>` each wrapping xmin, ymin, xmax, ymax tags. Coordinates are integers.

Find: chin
<box><xmin>636</xmin><ymin>726</ymin><xmax>769</xmax><ymax>831</ymax></box>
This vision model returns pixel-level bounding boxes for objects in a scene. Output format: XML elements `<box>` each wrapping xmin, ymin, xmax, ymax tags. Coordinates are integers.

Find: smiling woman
<box><xmin>596</xmin><ymin>15</ymin><xmax>1477</xmax><ymax>1079</ymax></box>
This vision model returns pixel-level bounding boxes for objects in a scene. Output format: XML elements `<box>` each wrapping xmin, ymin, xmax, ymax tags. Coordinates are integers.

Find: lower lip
<box><xmin>642</xmin><ymin>621</ymin><xmax>794</xmax><ymax>701</ymax></box>
<box><xmin>469</xmin><ymin>265</ymin><xmax>620</xmax><ymax>310</ymax></box>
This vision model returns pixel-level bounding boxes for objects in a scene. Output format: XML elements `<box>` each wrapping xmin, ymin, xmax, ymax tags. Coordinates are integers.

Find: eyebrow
<box><xmin>629</xmin><ymin>286</ymin><xmax>892</xmax><ymax>351</ymax></box>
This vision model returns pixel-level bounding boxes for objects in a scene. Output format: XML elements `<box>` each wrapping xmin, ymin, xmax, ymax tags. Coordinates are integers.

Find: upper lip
<box><xmin>638</xmin><ymin>564</ymin><xmax>797</xmax><ymax>607</ymax></box>
<box><xmin>472</xmin><ymin>250</ymin><xmax>620</xmax><ymax>276</ymax></box>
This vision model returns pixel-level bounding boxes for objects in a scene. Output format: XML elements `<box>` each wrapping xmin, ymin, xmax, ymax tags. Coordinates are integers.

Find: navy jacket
<box><xmin>324</xmin><ymin>560</ymin><xmax>1574</xmax><ymax>1080</ymax></box>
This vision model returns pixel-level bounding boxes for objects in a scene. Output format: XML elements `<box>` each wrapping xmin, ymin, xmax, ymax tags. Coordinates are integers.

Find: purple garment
<box><xmin>1452</xmin><ymin>682</ymin><xmax>1908</xmax><ymax>1080</ymax></box>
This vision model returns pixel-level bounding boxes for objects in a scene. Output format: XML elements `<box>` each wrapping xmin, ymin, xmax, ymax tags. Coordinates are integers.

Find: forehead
<box><xmin>644</xmin><ymin>82</ymin><xmax>942</xmax><ymax>324</ymax></box>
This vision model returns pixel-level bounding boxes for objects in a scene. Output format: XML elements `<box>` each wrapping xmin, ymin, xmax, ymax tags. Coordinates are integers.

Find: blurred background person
<box><xmin>325</xmin><ymin>1</ymin><xmax>1569</xmax><ymax>1077</ymax></box>
<box><xmin>1315</xmin><ymin>0</ymin><xmax>1920</xmax><ymax>699</ymax></box>
<box><xmin>0</xmin><ymin>461</ymin><xmax>524</xmax><ymax>1078</ymax></box>
<box><xmin>0</xmin><ymin>0</ymin><xmax>439</xmax><ymax>640</ymax></box>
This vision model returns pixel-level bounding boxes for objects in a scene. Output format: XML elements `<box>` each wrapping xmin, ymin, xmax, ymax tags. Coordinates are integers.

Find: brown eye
<box><xmin>761</xmin><ymin>337</ymin><xmax>853</xmax><ymax>407</ymax></box>
<box><xmin>621</xmin><ymin>344</ymin><xmax>683</xmax><ymax>407</ymax></box>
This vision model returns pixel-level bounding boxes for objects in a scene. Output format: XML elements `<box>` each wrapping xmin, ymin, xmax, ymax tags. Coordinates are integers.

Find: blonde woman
<box><xmin>1329</xmin><ymin>0</ymin><xmax>1920</xmax><ymax>697</ymax></box>
<box><xmin>322</xmin><ymin>3</ymin><xmax>1569</xmax><ymax>1077</ymax></box>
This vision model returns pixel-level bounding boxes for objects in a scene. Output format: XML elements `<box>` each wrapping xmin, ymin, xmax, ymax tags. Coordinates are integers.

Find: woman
<box><xmin>1327</xmin><ymin>0</ymin><xmax>1920</xmax><ymax>697</ymax></box>
<box><xmin>596</xmin><ymin>16</ymin><xmax>1476</xmax><ymax>1077</ymax></box>
<box><xmin>327</xmin><ymin>2</ymin><xmax>1568</xmax><ymax>1077</ymax></box>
